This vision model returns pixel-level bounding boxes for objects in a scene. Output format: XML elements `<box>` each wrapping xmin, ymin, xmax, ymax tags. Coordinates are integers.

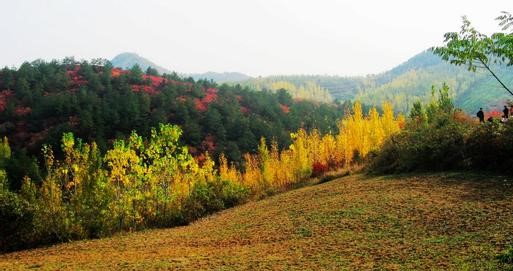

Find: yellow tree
<box><xmin>219</xmin><ymin>153</ymin><xmax>240</xmax><ymax>183</ymax></box>
<box><xmin>368</xmin><ymin>107</ymin><xmax>385</xmax><ymax>151</ymax></box>
<box><xmin>104</xmin><ymin>138</ymin><xmax>143</xmax><ymax>230</ymax></box>
<box><xmin>290</xmin><ymin>129</ymin><xmax>312</xmax><ymax>180</ymax></box>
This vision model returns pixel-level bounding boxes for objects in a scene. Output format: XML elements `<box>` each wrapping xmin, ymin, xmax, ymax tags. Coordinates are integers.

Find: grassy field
<box><xmin>1</xmin><ymin>173</ymin><xmax>513</xmax><ymax>270</ymax></box>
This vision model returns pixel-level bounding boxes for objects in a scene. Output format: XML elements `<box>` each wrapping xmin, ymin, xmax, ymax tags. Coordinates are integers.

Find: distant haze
<box><xmin>0</xmin><ymin>0</ymin><xmax>511</xmax><ymax>76</ymax></box>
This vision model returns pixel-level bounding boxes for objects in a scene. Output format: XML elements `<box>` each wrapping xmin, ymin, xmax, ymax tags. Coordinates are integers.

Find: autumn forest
<box><xmin>1</xmin><ymin>6</ymin><xmax>513</xmax><ymax>270</ymax></box>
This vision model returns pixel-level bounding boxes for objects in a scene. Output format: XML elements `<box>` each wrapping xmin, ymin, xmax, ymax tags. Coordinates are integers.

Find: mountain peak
<box><xmin>110</xmin><ymin>53</ymin><xmax>252</xmax><ymax>82</ymax></box>
<box><xmin>111</xmin><ymin>52</ymin><xmax>172</xmax><ymax>75</ymax></box>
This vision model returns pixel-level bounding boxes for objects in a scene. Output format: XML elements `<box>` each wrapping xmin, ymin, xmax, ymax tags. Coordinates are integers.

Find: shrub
<box><xmin>312</xmin><ymin>162</ymin><xmax>329</xmax><ymax>177</ymax></box>
<box><xmin>183</xmin><ymin>181</ymin><xmax>224</xmax><ymax>222</ymax></box>
<box><xmin>183</xmin><ymin>178</ymin><xmax>248</xmax><ymax>222</ymax></box>
<box><xmin>218</xmin><ymin>179</ymin><xmax>248</xmax><ymax>208</ymax></box>
<box><xmin>498</xmin><ymin>246</ymin><xmax>513</xmax><ymax>270</ymax></box>
<box><xmin>466</xmin><ymin>121</ymin><xmax>513</xmax><ymax>172</ymax></box>
<box><xmin>0</xmin><ymin>190</ymin><xmax>34</xmax><ymax>251</ymax></box>
<box><xmin>370</xmin><ymin>83</ymin><xmax>513</xmax><ymax>175</ymax></box>
<box><xmin>371</xmin><ymin>120</ymin><xmax>467</xmax><ymax>173</ymax></box>
<box><xmin>370</xmin><ymin>85</ymin><xmax>470</xmax><ymax>173</ymax></box>
<box><xmin>0</xmin><ymin>173</ymin><xmax>37</xmax><ymax>252</ymax></box>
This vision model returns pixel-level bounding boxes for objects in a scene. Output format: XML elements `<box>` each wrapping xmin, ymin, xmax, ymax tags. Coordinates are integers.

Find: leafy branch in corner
<box><xmin>432</xmin><ymin>11</ymin><xmax>513</xmax><ymax>96</ymax></box>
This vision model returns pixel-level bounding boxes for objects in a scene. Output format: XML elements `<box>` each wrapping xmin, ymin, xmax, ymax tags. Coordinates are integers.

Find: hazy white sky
<box><xmin>0</xmin><ymin>0</ymin><xmax>511</xmax><ymax>76</ymax></box>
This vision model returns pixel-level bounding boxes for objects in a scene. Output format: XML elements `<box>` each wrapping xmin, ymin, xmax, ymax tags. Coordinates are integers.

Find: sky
<box><xmin>0</xmin><ymin>0</ymin><xmax>511</xmax><ymax>76</ymax></box>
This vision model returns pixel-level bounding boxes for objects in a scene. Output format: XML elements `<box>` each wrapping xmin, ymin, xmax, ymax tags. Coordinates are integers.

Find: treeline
<box><xmin>0</xmin><ymin>102</ymin><xmax>403</xmax><ymax>251</ymax></box>
<box><xmin>240</xmin><ymin>75</ymin><xmax>369</xmax><ymax>102</ymax></box>
<box><xmin>0</xmin><ymin>59</ymin><xmax>350</xmax><ymax>189</ymax></box>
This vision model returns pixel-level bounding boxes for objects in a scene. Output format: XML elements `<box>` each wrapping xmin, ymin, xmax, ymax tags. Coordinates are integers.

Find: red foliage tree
<box><xmin>279</xmin><ymin>104</ymin><xmax>290</xmax><ymax>113</ymax></box>
<box><xmin>0</xmin><ymin>90</ymin><xmax>13</xmax><ymax>112</ymax></box>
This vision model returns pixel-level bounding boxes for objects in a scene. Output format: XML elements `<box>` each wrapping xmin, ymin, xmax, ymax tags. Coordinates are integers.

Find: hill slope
<box><xmin>239</xmin><ymin>76</ymin><xmax>335</xmax><ymax>103</ymax></box>
<box><xmin>357</xmin><ymin>51</ymin><xmax>513</xmax><ymax>113</ymax></box>
<box><xmin>1</xmin><ymin>173</ymin><xmax>511</xmax><ymax>270</ymax></box>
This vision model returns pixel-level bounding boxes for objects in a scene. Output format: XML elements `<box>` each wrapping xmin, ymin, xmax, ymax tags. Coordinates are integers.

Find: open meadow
<box><xmin>1</xmin><ymin>173</ymin><xmax>512</xmax><ymax>270</ymax></box>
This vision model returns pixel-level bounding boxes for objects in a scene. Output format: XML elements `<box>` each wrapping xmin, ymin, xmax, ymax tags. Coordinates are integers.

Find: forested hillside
<box><xmin>113</xmin><ymin>50</ymin><xmax>513</xmax><ymax>112</ymax></box>
<box><xmin>111</xmin><ymin>52</ymin><xmax>351</xmax><ymax>103</ymax></box>
<box><xmin>238</xmin><ymin>51</ymin><xmax>513</xmax><ymax>113</ymax></box>
<box><xmin>239</xmin><ymin>76</ymin><xmax>336</xmax><ymax>103</ymax></box>
<box><xmin>357</xmin><ymin>51</ymin><xmax>513</xmax><ymax>113</ymax></box>
<box><xmin>0</xmin><ymin>59</ymin><xmax>348</xmax><ymax>187</ymax></box>
<box><xmin>0</xmin><ymin>58</ymin><xmax>400</xmax><ymax>250</ymax></box>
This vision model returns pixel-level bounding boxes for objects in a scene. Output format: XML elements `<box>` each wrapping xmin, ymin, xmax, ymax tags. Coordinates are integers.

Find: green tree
<box><xmin>0</xmin><ymin>68</ymin><xmax>15</xmax><ymax>90</ymax></box>
<box><xmin>145</xmin><ymin>67</ymin><xmax>159</xmax><ymax>76</ymax></box>
<box><xmin>205</xmin><ymin>107</ymin><xmax>226</xmax><ymax>141</ymax></box>
<box><xmin>129</xmin><ymin>64</ymin><xmax>144</xmax><ymax>84</ymax></box>
<box><xmin>0</xmin><ymin>137</ymin><xmax>11</xmax><ymax>165</ymax></box>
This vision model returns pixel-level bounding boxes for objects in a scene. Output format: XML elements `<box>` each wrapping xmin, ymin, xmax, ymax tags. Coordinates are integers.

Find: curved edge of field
<box><xmin>1</xmin><ymin>173</ymin><xmax>513</xmax><ymax>270</ymax></box>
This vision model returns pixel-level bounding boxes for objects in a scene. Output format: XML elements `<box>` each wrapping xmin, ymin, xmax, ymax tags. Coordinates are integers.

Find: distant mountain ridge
<box><xmin>110</xmin><ymin>53</ymin><xmax>252</xmax><ymax>83</ymax></box>
<box><xmin>356</xmin><ymin>51</ymin><xmax>513</xmax><ymax>112</ymax></box>
<box><xmin>189</xmin><ymin>72</ymin><xmax>252</xmax><ymax>83</ymax></box>
<box><xmin>239</xmin><ymin>50</ymin><xmax>513</xmax><ymax>112</ymax></box>
<box><xmin>111</xmin><ymin>51</ymin><xmax>513</xmax><ymax>112</ymax></box>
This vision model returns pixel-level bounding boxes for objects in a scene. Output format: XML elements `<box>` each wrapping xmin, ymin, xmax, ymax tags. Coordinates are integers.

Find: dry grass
<box><xmin>1</xmin><ymin>173</ymin><xmax>513</xmax><ymax>270</ymax></box>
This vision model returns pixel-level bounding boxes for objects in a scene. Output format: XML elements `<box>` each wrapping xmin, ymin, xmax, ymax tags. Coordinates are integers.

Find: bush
<box><xmin>370</xmin><ymin>85</ymin><xmax>470</xmax><ymax>173</ymax></box>
<box><xmin>183</xmin><ymin>179</ymin><xmax>248</xmax><ymax>222</ymax></box>
<box><xmin>0</xmin><ymin>190</ymin><xmax>35</xmax><ymax>251</ymax></box>
<box><xmin>0</xmin><ymin>174</ymin><xmax>38</xmax><ymax>252</ymax></box>
<box><xmin>183</xmin><ymin>181</ymin><xmax>225</xmax><ymax>221</ymax></box>
<box><xmin>312</xmin><ymin>162</ymin><xmax>329</xmax><ymax>177</ymax></box>
<box><xmin>219</xmin><ymin>179</ymin><xmax>248</xmax><ymax>208</ymax></box>
<box><xmin>466</xmin><ymin>121</ymin><xmax>513</xmax><ymax>172</ymax></box>
<box><xmin>371</xmin><ymin>109</ymin><xmax>513</xmax><ymax>174</ymax></box>
<box><xmin>371</xmin><ymin>120</ymin><xmax>468</xmax><ymax>173</ymax></box>
<box><xmin>498</xmin><ymin>246</ymin><xmax>513</xmax><ymax>270</ymax></box>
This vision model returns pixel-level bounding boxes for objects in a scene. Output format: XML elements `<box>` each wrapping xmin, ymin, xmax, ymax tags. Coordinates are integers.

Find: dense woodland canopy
<box><xmin>0</xmin><ymin>58</ymin><xmax>358</xmax><ymax>189</ymax></box>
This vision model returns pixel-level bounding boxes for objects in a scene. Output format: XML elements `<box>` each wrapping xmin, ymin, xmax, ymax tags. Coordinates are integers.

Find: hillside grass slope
<box><xmin>1</xmin><ymin>173</ymin><xmax>512</xmax><ymax>270</ymax></box>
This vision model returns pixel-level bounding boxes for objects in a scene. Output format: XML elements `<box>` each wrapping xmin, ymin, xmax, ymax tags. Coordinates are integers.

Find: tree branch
<box><xmin>478</xmin><ymin>58</ymin><xmax>513</xmax><ymax>96</ymax></box>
